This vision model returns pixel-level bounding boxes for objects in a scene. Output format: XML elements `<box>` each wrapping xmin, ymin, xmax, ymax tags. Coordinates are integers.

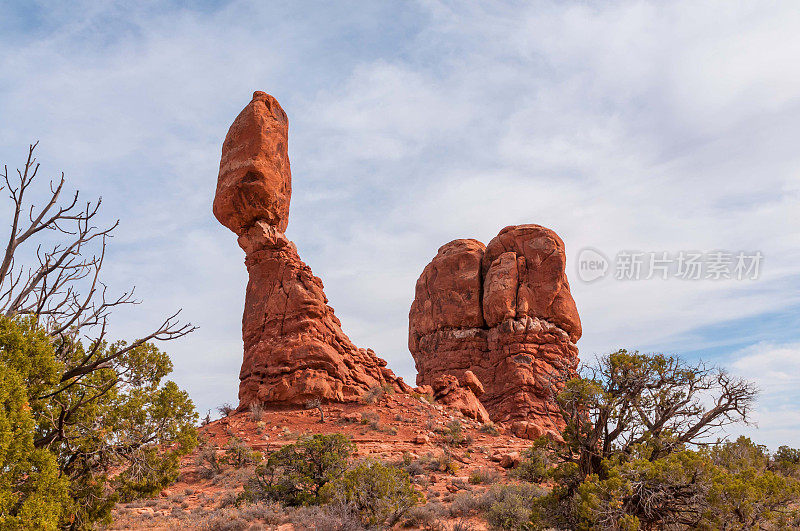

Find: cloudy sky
<box><xmin>1</xmin><ymin>1</ymin><xmax>798</xmax><ymax>447</ymax></box>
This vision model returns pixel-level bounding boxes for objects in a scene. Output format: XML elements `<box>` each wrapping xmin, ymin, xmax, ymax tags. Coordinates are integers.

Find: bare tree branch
<box><xmin>1</xmin><ymin>143</ymin><xmax>197</xmax><ymax>451</ymax></box>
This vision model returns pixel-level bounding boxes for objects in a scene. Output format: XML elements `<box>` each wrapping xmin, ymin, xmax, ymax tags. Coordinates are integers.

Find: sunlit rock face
<box><xmin>214</xmin><ymin>92</ymin><xmax>409</xmax><ymax>408</ymax></box>
<box><xmin>409</xmin><ymin>224</ymin><xmax>582</xmax><ymax>438</ymax></box>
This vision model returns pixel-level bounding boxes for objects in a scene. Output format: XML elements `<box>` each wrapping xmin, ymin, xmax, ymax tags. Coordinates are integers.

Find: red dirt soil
<box><xmin>108</xmin><ymin>391</ymin><xmax>535</xmax><ymax>530</ymax></box>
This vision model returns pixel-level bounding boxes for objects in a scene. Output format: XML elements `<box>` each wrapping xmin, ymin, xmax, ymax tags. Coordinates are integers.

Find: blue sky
<box><xmin>1</xmin><ymin>1</ymin><xmax>798</xmax><ymax>447</ymax></box>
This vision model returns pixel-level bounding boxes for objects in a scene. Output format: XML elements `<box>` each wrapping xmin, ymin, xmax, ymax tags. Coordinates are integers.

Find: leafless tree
<box><xmin>305</xmin><ymin>398</ymin><xmax>325</xmax><ymax>423</ymax></box>
<box><xmin>1</xmin><ymin>143</ymin><xmax>196</xmax><ymax>448</ymax></box>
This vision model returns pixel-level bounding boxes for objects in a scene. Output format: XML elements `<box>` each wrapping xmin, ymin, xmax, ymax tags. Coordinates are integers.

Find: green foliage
<box><xmin>0</xmin><ymin>317</ymin><xmax>62</xmax><ymax>425</ymax></box>
<box><xmin>220</xmin><ymin>436</ymin><xmax>263</xmax><ymax>469</ymax></box>
<box><xmin>469</xmin><ymin>468</ymin><xmax>500</xmax><ymax>485</ymax></box>
<box><xmin>196</xmin><ymin>436</ymin><xmax>222</xmax><ymax>478</ymax></box>
<box><xmin>512</xmin><ymin>443</ymin><xmax>552</xmax><ymax>484</ymax></box>
<box><xmin>495</xmin><ymin>350</ymin><xmax>800</xmax><ymax>530</ymax></box>
<box><xmin>481</xmin><ymin>483</ymin><xmax>544</xmax><ymax>530</ymax></box>
<box><xmin>0</xmin><ymin>316</ymin><xmax>197</xmax><ymax>528</ymax></box>
<box><xmin>480</xmin><ymin>422</ymin><xmax>499</xmax><ymax>436</ymax></box>
<box><xmin>772</xmin><ymin>445</ymin><xmax>800</xmax><ymax>478</ymax></box>
<box><xmin>443</xmin><ymin>419</ymin><xmax>471</xmax><ymax>447</ymax></box>
<box><xmin>703</xmin><ymin>437</ymin><xmax>800</xmax><ymax>529</ymax></box>
<box><xmin>572</xmin><ymin>438</ymin><xmax>800</xmax><ymax>530</ymax></box>
<box><xmin>426</xmin><ymin>448</ymin><xmax>460</xmax><ymax>475</ymax></box>
<box><xmin>241</xmin><ymin>433</ymin><xmax>354</xmax><ymax>506</ymax></box>
<box><xmin>361</xmin><ymin>383</ymin><xmax>393</xmax><ymax>404</ymax></box>
<box><xmin>111</xmin><ymin>378</ymin><xmax>198</xmax><ymax>502</ymax></box>
<box><xmin>556</xmin><ymin>350</ymin><xmax>757</xmax><ymax>479</ymax></box>
<box><xmin>575</xmin><ymin>449</ymin><xmax>714</xmax><ymax>530</ymax></box>
<box><xmin>320</xmin><ymin>459</ymin><xmax>421</xmax><ymax>528</ymax></box>
<box><xmin>0</xmin><ymin>360</ymin><xmax>69</xmax><ymax>530</ymax></box>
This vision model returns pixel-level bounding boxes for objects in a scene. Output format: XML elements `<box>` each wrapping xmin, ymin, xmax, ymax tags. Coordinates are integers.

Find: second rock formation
<box><xmin>409</xmin><ymin>224</ymin><xmax>582</xmax><ymax>438</ymax></box>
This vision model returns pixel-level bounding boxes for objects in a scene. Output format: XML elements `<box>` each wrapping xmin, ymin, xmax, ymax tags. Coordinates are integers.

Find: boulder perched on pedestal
<box><xmin>214</xmin><ymin>92</ymin><xmax>407</xmax><ymax>408</ymax></box>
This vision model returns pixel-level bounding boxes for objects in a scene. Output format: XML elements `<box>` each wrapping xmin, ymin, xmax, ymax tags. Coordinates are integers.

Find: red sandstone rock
<box><xmin>341</xmin><ymin>413</ymin><xmax>361</xmax><ymax>423</ymax></box>
<box><xmin>500</xmin><ymin>452</ymin><xmax>521</xmax><ymax>469</ymax></box>
<box><xmin>482</xmin><ymin>251</ymin><xmax>518</xmax><ymax>327</ymax></box>
<box><xmin>431</xmin><ymin>374</ymin><xmax>490</xmax><ymax>423</ymax></box>
<box><xmin>392</xmin><ymin>377</ymin><xmax>414</xmax><ymax>394</ymax></box>
<box><xmin>408</xmin><ymin>239</ymin><xmax>485</xmax><ymax>352</ymax></box>
<box><xmin>215</xmin><ymin>92</ymin><xmax>404</xmax><ymax>408</ymax></box>
<box><xmin>213</xmin><ymin>91</ymin><xmax>292</xmax><ymax>235</ymax></box>
<box><xmin>510</xmin><ymin>420</ymin><xmax>561</xmax><ymax>441</ymax></box>
<box><xmin>415</xmin><ymin>385</ymin><xmax>433</xmax><ymax>397</ymax></box>
<box><xmin>460</xmin><ymin>370</ymin><xmax>484</xmax><ymax>397</ymax></box>
<box><xmin>483</xmin><ymin>225</ymin><xmax>581</xmax><ymax>341</ymax></box>
<box><xmin>409</xmin><ymin>225</ymin><xmax>581</xmax><ymax>438</ymax></box>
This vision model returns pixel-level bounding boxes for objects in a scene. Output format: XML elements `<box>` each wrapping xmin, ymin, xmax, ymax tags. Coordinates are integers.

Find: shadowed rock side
<box><xmin>409</xmin><ymin>225</ymin><xmax>582</xmax><ymax>438</ymax></box>
<box><xmin>214</xmin><ymin>92</ymin><xmax>409</xmax><ymax>408</ymax></box>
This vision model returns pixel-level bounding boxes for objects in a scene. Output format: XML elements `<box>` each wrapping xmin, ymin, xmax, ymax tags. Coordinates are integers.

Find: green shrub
<box><xmin>0</xmin><ymin>360</ymin><xmax>69</xmax><ymax>529</ymax></box>
<box><xmin>221</xmin><ymin>436</ymin><xmax>262</xmax><ymax>469</ymax></box>
<box><xmin>469</xmin><ymin>468</ymin><xmax>501</xmax><ymax>485</ymax></box>
<box><xmin>196</xmin><ymin>438</ymin><xmax>223</xmax><ymax>478</ymax></box>
<box><xmin>397</xmin><ymin>452</ymin><xmax>426</xmax><ymax>477</ymax></box>
<box><xmin>773</xmin><ymin>445</ymin><xmax>800</xmax><ymax>478</ymax></box>
<box><xmin>361</xmin><ymin>384</ymin><xmax>393</xmax><ymax>404</ymax></box>
<box><xmin>704</xmin><ymin>437</ymin><xmax>800</xmax><ymax>529</ymax></box>
<box><xmin>449</xmin><ymin>490</ymin><xmax>482</xmax><ymax>517</ymax></box>
<box><xmin>320</xmin><ymin>459</ymin><xmax>422</xmax><ymax>528</ymax></box>
<box><xmin>481</xmin><ymin>483</ymin><xmax>544</xmax><ymax>530</ymax></box>
<box><xmin>420</xmin><ymin>449</ymin><xmax>460</xmax><ymax>475</ymax></box>
<box><xmin>513</xmin><ymin>444</ymin><xmax>551</xmax><ymax>483</ymax></box>
<box><xmin>240</xmin><ymin>433</ymin><xmax>354</xmax><ymax>506</ymax></box>
<box><xmin>0</xmin><ymin>317</ymin><xmax>197</xmax><ymax>528</ymax></box>
<box><xmin>401</xmin><ymin>501</ymin><xmax>447</xmax><ymax>528</ymax></box>
<box><xmin>360</xmin><ymin>411</ymin><xmax>379</xmax><ymax>427</ymax></box>
<box><xmin>444</xmin><ymin>419</ymin><xmax>472</xmax><ymax>447</ymax></box>
<box><xmin>572</xmin><ymin>438</ymin><xmax>800</xmax><ymax>530</ymax></box>
<box><xmin>290</xmin><ymin>501</ymin><xmax>364</xmax><ymax>531</ymax></box>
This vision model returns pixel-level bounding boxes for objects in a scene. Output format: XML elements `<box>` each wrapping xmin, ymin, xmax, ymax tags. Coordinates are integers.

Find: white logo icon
<box><xmin>576</xmin><ymin>248</ymin><xmax>609</xmax><ymax>282</ymax></box>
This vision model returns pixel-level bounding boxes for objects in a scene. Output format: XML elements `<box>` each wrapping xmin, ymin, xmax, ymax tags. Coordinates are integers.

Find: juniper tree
<box><xmin>0</xmin><ymin>144</ymin><xmax>197</xmax><ymax>528</ymax></box>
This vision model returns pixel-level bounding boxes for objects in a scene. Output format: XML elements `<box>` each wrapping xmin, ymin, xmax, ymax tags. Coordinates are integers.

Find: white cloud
<box><xmin>726</xmin><ymin>342</ymin><xmax>800</xmax><ymax>448</ymax></box>
<box><xmin>732</xmin><ymin>342</ymin><xmax>800</xmax><ymax>392</ymax></box>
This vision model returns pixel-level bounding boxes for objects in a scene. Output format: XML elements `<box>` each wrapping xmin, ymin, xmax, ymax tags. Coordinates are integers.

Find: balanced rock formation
<box><xmin>215</xmin><ymin>92</ymin><xmax>409</xmax><ymax>408</ymax></box>
<box><xmin>409</xmin><ymin>224</ymin><xmax>581</xmax><ymax>437</ymax></box>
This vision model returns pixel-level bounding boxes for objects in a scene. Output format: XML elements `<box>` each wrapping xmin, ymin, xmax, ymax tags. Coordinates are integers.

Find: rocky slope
<box><xmin>108</xmin><ymin>392</ymin><xmax>532</xmax><ymax>530</ymax></box>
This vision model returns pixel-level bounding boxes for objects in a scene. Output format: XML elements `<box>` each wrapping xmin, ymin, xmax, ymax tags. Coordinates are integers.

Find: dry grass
<box><xmin>107</xmin><ymin>501</ymin><xmax>284</xmax><ymax>530</ymax></box>
<box><xmin>468</xmin><ymin>468</ymin><xmax>501</xmax><ymax>485</ymax></box>
<box><xmin>248</xmin><ymin>402</ymin><xmax>265</xmax><ymax>422</ymax></box>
